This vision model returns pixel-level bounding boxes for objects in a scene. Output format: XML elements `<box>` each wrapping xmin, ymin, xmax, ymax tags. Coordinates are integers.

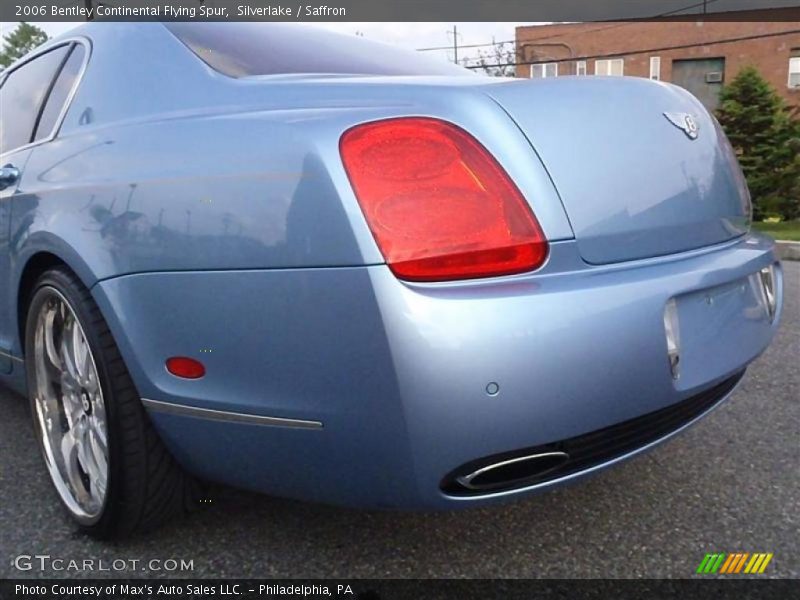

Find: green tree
<box><xmin>473</xmin><ymin>41</ymin><xmax>518</xmax><ymax>77</ymax></box>
<box><xmin>716</xmin><ymin>66</ymin><xmax>800</xmax><ymax>221</ymax></box>
<box><xmin>774</xmin><ymin>111</ymin><xmax>800</xmax><ymax>221</ymax></box>
<box><xmin>0</xmin><ymin>22</ymin><xmax>49</xmax><ymax>68</ymax></box>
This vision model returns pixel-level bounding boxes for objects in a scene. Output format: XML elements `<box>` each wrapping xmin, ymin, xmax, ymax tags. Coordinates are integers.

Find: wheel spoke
<box><xmin>60</xmin><ymin>429</ymin><xmax>88</xmax><ymax>502</ymax></box>
<box><xmin>39</xmin><ymin>349</ymin><xmax>65</xmax><ymax>387</ymax></box>
<box><xmin>88</xmin><ymin>425</ymin><xmax>109</xmax><ymax>497</ymax></box>
<box><xmin>59</xmin><ymin>319</ymin><xmax>81</xmax><ymax>384</ymax></box>
<box><xmin>73</xmin><ymin>323</ymin><xmax>91</xmax><ymax>382</ymax></box>
<box><xmin>93</xmin><ymin>391</ymin><xmax>107</xmax><ymax>419</ymax></box>
<box><xmin>77</xmin><ymin>424</ymin><xmax>96</xmax><ymax>478</ymax></box>
<box><xmin>89</xmin><ymin>414</ymin><xmax>108</xmax><ymax>456</ymax></box>
<box><xmin>61</xmin><ymin>390</ymin><xmax>83</xmax><ymax>430</ymax></box>
<box><xmin>43</xmin><ymin>304</ymin><xmax>63</xmax><ymax>372</ymax></box>
<box><xmin>77</xmin><ymin>421</ymin><xmax>108</xmax><ymax>501</ymax></box>
<box><xmin>85</xmin><ymin>365</ymin><xmax>99</xmax><ymax>397</ymax></box>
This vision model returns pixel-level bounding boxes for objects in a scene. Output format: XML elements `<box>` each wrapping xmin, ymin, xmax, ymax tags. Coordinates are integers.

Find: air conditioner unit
<box><xmin>706</xmin><ymin>72</ymin><xmax>723</xmax><ymax>83</ymax></box>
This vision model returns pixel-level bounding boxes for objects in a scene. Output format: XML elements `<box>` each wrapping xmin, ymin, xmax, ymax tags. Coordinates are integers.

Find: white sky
<box><xmin>0</xmin><ymin>22</ymin><xmax>539</xmax><ymax>65</ymax></box>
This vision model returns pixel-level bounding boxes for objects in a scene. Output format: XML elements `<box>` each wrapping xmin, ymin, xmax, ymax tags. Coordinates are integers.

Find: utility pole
<box><xmin>447</xmin><ymin>25</ymin><xmax>459</xmax><ymax>65</ymax></box>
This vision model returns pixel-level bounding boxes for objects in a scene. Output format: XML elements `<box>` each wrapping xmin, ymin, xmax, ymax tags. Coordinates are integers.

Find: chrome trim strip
<box><xmin>456</xmin><ymin>451</ymin><xmax>570</xmax><ymax>490</ymax></box>
<box><xmin>0</xmin><ymin>36</ymin><xmax>92</xmax><ymax>159</ymax></box>
<box><xmin>0</xmin><ymin>349</ymin><xmax>24</xmax><ymax>363</ymax></box>
<box><xmin>140</xmin><ymin>398</ymin><xmax>323</xmax><ymax>429</ymax></box>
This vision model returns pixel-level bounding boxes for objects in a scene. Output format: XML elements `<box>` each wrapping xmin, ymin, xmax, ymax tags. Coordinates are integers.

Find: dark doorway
<box><xmin>672</xmin><ymin>58</ymin><xmax>726</xmax><ymax>110</ymax></box>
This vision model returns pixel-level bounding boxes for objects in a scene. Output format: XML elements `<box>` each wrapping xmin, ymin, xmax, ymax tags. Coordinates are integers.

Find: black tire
<box><xmin>25</xmin><ymin>266</ymin><xmax>192</xmax><ymax>538</ymax></box>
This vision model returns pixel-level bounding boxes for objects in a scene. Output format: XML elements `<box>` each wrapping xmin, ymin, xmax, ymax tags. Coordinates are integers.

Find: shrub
<box><xmin>716</xmin><ymin>66</ymin><xmax>800</xmax><ymax>221</ymax></box>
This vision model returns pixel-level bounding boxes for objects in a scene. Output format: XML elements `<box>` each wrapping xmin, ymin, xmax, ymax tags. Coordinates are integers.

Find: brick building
<box><xmin>515</xmin><ymin>8</ymin><xmax>800</xmax><ymax>109</ymax></box>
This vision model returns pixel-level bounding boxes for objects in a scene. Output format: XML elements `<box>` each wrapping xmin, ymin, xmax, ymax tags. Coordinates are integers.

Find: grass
<box><xmin>752</xmin><ymin>221</ymin><xmax>800</xmax><ymax>241</ymax></box>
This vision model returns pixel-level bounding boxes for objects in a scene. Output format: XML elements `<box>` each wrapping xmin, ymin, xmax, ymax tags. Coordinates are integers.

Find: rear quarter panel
<box><xmin>15</xmin><ymin>113</ymin><xmax>371</xmax><ymax>278</ymax></box>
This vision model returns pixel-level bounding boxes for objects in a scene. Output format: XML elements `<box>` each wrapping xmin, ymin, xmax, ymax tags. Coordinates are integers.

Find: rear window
<box><xmin>0</xmin><ymin>45</ymin><xmax>70</xmax><ymax>153</ymax></box>
<box><xmin>34</xmin><ymin>44</ymin><xmax>86</xmax><ymax>142</ymax></box>
<box><xmin>165</xmin><ymin>22</ymin><xmax>471</xmax><ymax>78</ymax></box>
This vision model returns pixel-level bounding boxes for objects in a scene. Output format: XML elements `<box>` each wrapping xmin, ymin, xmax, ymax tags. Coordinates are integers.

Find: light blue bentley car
<box><xmin>0</xmin><ymin>22</ymin><xmax>782</xmax><ymax>538</ymax></box>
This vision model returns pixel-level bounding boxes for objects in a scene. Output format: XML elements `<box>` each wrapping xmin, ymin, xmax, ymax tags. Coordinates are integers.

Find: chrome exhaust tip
<box><xmin>454</xmin><ymin>451</ymin><xmax>570</xmax><ymax>492</ymax></box>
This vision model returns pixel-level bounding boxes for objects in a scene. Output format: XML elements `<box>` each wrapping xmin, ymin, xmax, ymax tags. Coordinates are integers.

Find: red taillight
<box><xmin>166</xmin><ymin>357</ymin><xmax>206</xmax><ymax>379</ymax></box>
<box><xmin>340</xmin><ymin>117</ymin><xmax>547</xmax><ymax>282</ymax></box>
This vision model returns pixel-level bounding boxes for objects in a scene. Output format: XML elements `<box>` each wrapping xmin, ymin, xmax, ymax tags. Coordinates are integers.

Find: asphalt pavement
<box><xmin>1</xmin><ymin>262</ymin><xmax>798</xmax><ymax>579</ymax></box>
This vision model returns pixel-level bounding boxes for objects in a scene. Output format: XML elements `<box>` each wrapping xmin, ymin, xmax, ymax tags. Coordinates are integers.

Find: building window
<box><xmin>595</xmin><ymin>58</ymin><xmax>624</xmax><ymax>76</ymax></box>
<box><xmin>790</xmin><ymin>52</ymin><xmax>800</xmax><ymax>88</ymax></box>
<box><xmin>650</xmin><ymin>56</ymin><xmax>661</xmax><ymax>81</ymax></box>
<box><xmin>530</xmin><ymin>63</ymin><xmax>558</xmax><ymax>78</ymax></box>
<box><xmin>576</xmin><ymin>60</ymin><xmax>587</xmax><ymax>76</ymax></box>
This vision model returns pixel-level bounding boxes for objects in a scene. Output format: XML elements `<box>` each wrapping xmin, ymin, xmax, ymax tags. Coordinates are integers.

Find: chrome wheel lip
<box><xmin>31</xmin><ymin>286</ymin><xmax>109</xmax><ymax>525</ymax></box>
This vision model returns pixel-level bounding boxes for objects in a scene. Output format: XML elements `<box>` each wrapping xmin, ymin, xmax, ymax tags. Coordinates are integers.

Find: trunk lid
<box><xmin>484</xmin><ymin>77</ymin><xmax>751</xmax><ymax>264</ymax></box>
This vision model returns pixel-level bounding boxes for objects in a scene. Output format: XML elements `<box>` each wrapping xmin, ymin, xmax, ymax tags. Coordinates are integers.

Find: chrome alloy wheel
<box><xmin>32</xmin><ymin>288</ymin><xmax>109</xmax><ymax>522</ymax></box>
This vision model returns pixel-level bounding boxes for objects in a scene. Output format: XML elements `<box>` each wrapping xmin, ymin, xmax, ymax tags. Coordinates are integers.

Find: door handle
<box><xmin>0</xmin><ymin>164</ymin><xmax>20</xmax><ymax>191</ymax></box>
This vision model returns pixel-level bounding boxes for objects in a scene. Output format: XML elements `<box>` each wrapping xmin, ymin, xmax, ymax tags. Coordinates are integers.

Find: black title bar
<box><xmin>2</xmin><ymin>579</ymin><xmax>799</xmax><ymax>600</ymax></box>
<box><xmin>3</xmin><ymin>0</ymin><xmax>800</xmax><ymax>22</ymax></box>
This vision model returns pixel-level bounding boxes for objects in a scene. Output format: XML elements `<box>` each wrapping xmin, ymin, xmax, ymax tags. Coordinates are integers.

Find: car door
<box><xmin>0</xmin><ymin>42</ymin><xmax>82</xmax><ymax>373</ymax></box>
<box><xmin>0</xmin><ymin>71</ymin><xmax>25</xmax><ymax>372</ymax></box>
<box><xmin>0</xmin><ymin>143</ymin><xmax>32</xmax><ymax>374</ymax></box>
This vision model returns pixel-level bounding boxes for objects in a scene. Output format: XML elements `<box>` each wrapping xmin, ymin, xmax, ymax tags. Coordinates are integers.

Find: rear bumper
<box><xmin>440</xmin><ymin>370</ymin><xmax>745</xmax><ymax>497</ymax></box>
<box><xmin>92</xmin><ymin>234</ymin><xmax>782</xmax><ymax>509</ymax></box>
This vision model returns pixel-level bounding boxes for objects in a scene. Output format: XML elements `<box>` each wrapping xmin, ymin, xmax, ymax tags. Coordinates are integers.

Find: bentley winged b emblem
<box><xmin>664</xmin><ymin>112</ymin><xmax>700</xmax><ymax>140</ymax></box>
